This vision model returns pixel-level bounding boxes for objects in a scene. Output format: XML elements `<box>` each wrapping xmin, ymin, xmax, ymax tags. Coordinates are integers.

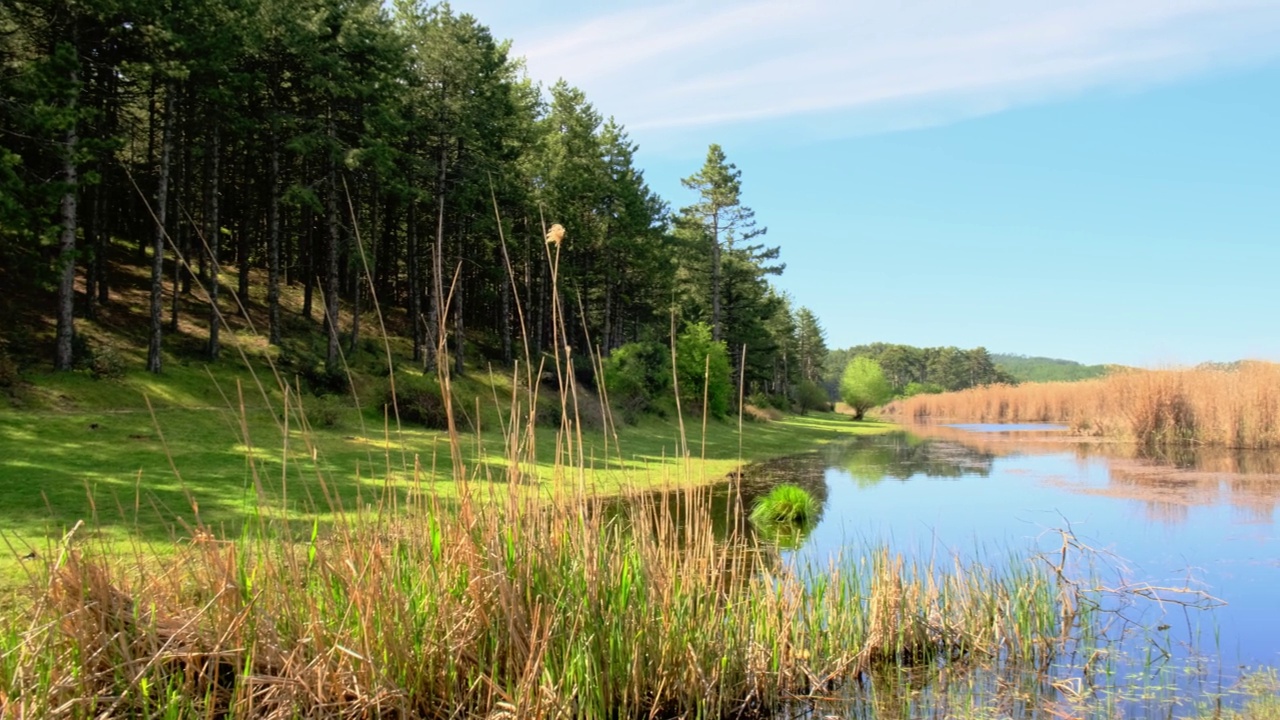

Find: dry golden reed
<box><xmin>887</xmin><ymin>362</ymin><xmax>1280</xmax><ymax>448</ymax></box>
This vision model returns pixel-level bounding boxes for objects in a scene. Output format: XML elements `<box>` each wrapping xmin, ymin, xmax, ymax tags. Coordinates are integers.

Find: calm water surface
<box><xmin>732</xmin><ymin>425</ymin><xmax>1280</xmax><ymax>670</ymax></box>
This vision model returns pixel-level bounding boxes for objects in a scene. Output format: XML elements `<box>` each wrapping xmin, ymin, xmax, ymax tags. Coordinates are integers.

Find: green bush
<box><xmin>89</xmin><ymin>347</ymin><xmax>126</xmax><ymax>381</ymax></box>
<box><xmin>750</xmin><ymin>484</ymin><xmax>820</xmax><ymax>525</ymax></box>
<box><xmin>602</xmin><ymin>341</ymin><xmax>670</xmax><ymax>423</ymax></box>
<box><xmin>303</xmin><ymin>396</ymin><xmax>345</xmax><ymax>429</ymax></box>
<box><xmin>749</xmin><ymin>484</ymin><xmax>821</xmax><ymax>549</ymax></box>
<box><xmin>901</xmin><ymin>381</ymin><xmax>945</xmax><ymax>398</ymax></box>
<box><xmin>795</xmin><ymin>379</ymin><xmax>830</xmax><ymax>414</ymax></box>
<box><xmin>386</xmin><ymin>377</ymin><xmax>449</xmax><ymax>429</ymax></box>
<box><xmin>675</xmin><ymin>323</ymin><xmax>731</xmax><ymax>418</ymax></box>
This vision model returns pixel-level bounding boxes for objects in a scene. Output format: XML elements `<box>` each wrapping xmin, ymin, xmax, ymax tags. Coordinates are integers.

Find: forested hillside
<box><xmin>823</xmin><ymin>343</ymin><xmax>1015</xmax><ymax>398</ymax></box>
<box><xmin>0</xmin><ymin>0</ymin><xmax>827</xmax><ymax>405</ymax></box>
<box><xmin>989</xmin><ymin>353</ymin><xmax>1111</xmax><ymax>383</ymax></box>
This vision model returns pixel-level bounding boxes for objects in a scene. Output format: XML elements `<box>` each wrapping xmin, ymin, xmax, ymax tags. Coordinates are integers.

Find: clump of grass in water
<box><xmin>749</xmin><ymin>483</ymin><xmax>820</xmax><ymax>549</ymax></box>
<box><xmin>750</xmin><ymin>483</ymin><xmax>820</xmax><ymax>526</ymax></box>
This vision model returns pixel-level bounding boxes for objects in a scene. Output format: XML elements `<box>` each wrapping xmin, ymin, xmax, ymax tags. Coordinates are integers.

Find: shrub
<box><xmin>795</xmin><ymin>380</ymin><xmax>830</xmax><ymax>414</ymax></box>
<box><xmin>386</xmin><ymin>377</ymin><xmax>449</xmax><ymax>429</ymax></box>
<box><xmin>742</xmin><ymin>404</ymin><xmax>782</xmax><ymax>423</ymax></box>
<box><xmin>602</xmin><ymin>341</ymin><xmax>670</xmax><ymax>423</ymax></box>
<box><xmin>89</xmin><ymin>347</ymin><xmax>126</xmax><ymax>380</ymax></box>
<box><xmin>277</xmin><ymin>348</ymin><xmax>350</xmax><ymax>396</ymax></box>
<box><xmin>749</xmin><ymin>484</ymin><xmax>821</xmax><ymax>549</ymax></box>
<box><xmin>675</xmin><ymin>323</ymin><xmax>731</xmax><ymax>418</ymax></box>
<box><xmin>304</xmin><ymin>396</ymin><xmax>345</xmax><ymax>429</ymax></box>
<box><xmin>901</xmin><ymin>381</ymin><xmax>944</xmax><ymax>398</ymax></box>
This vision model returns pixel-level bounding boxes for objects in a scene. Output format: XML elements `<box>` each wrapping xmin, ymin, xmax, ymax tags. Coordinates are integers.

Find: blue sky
<box><xmin>455</xmin><ymin>0</ymin><xmax>1280</xmax><ymax>367</ymax></box>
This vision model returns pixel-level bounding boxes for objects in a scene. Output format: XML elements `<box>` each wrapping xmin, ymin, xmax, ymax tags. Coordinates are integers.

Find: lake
<box><xmin>702</xmin><ymin>423</ymin><xmax>1280</xmax><ymax>713</ymax></box>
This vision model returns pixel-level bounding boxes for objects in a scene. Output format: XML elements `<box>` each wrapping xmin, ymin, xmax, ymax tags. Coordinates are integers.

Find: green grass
<box><xmin>0</xmin><ymin>352</ymin><xmax>885</xmax><ymax>581</ymax></box>
<box><xmin>748</xmin><ymin>483</ymin><xmax>821</xmax><ymax>548</ymax></box>
<box><xmin>749</xmin><ymin>483</ymin><xmax>819</xmax><ymax>525</ymax></box>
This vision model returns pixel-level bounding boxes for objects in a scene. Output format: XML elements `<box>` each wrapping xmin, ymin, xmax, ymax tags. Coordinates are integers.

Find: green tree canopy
<box><xmin>839</xmin><ymin>357</ymin><xmax>893</xmax><ymax>421</ymax></box>
<box><xmin>676</xmin><ymin>322</ymin><xmax>731</xmax><ymax>418</ymax></box>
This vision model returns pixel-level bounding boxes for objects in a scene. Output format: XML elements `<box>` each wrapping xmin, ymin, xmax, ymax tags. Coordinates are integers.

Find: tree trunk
<box><xmin>267</xmin><ymin>122</ymin><xmax>281</xmax><ymax>346</ymax></box>
<box><xmin>54</xmin><ymin>95</ymin><xmax>80</xmax><ymax>371</ymax></box>
<box><xmin>237</xmin><ymin>206</ymin><xmax>250</xmax><ymax>308</ymax></box>
<box><xmin>302</xmin><ymin>205</ymin><xmax>314</xmax><ymax>320</ymax></box>
<box><xmin>429</xmin><ymin>143</ymin><xmax>446</xmax><ymax>371</ymax></box>
<box><xmin>408</xmin><ymin>202</ymin><xmax>421</xmax><ymax>362</ymax></box>
<box><xmin>710</xmin><ymin>212</ymin><xmax>722</xmax><ymax>343</ymax></box>
<box><xmin>205</xmin><ymin>122</ymin><xmax>221</xmax><ymax>361</ymax></box>
<box><xmin>324</xmin><ymin>136</ymin><xmax>341</xmax><ymax>372</ymax></box>
<box><xmin>170</xmin><ymin>124</ymin><xmax>186</xmax><ymax>333</ymax></box>
<box><xmin>453</xmin><ymin>249</ymin><xmax>464</xmax><ymax>376</ymax></box>
<box><xmin>84</xmin><ymin>181</ymin><xmax>100</xmax><ymax>319</ymax></box>
<box><xmin>95</xmin><ymin>174</ymin><xmax>109</xmax><ymax>305</ymax></box>
<box><xmin>500</xmin><ymin>254</ymin><xmax>511</xmax><ymax>362</ymax></box>
<box><xmin>147</xmin><ymin>84</ymin><xmax>174</xmax><ymax>373</ymax></box>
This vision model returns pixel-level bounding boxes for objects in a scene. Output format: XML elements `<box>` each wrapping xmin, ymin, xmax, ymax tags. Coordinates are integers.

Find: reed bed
<box><xmin>887</xmin><ymin>362</ymin><xmax>1280</xmax><ymax>449</ymax></box>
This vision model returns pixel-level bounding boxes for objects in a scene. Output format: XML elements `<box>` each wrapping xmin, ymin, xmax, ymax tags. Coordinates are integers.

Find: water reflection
<box><xmin>906</xmin><ymin>424</ymin><xmax>1280</xmax><ymax>525</ymax></box>
<box><xmin>724</xmin><ymin>426</ymin><xmax>1280</xmax><ymax>674</ymax></box>
<box><xmin>818</xmin><ymin>431</ymin><xmax>996</xmax><ymax>485</ymax></box>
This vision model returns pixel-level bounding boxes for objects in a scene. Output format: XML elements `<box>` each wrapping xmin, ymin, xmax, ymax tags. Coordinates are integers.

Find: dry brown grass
<box><xmin>887</xmin><ymin>362</ymin><xmax>1280</xmax><ymax>448</ymax></box>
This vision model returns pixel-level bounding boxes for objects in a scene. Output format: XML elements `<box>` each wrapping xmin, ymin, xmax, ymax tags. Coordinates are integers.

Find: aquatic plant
<box><xmin>750</xmin><ymin>483</ymin><xmax>820</xmax><ymax>525</ymax></box>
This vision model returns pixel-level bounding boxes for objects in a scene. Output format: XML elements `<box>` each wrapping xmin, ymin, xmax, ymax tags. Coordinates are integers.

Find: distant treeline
<box><xmin>822</xmin><ymin>344</ymin><xmax>1015</xmax><ymax>399</ymax></box>
<box><xmin>989</xmin><ymin>354</ymin><xmax>1111</xmax><ymax>383</ymax></box>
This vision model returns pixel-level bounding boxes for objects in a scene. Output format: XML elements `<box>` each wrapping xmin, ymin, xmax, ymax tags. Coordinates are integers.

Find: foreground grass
<box><xmin>0</xmin><ymin>474</ymin><xmax>1087</xmax><ymax>719</ymax></box>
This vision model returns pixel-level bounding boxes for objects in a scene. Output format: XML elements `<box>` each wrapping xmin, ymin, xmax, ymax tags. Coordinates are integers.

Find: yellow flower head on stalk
<box><xmin>546</xmin><ymin>223</ymin><xmax>566</xmax><ymax>246</ymax></box>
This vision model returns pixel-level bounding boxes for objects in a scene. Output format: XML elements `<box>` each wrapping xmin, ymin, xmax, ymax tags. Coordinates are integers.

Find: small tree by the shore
<box><xmin>841</xmin><ymin>357</ymin><xmax>893</xmax><ymax>420</ymax></box>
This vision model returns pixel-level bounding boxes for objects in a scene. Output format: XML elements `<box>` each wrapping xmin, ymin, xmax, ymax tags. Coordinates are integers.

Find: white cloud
<box><xmin>493</xmin><ymin>0</ymin><xmax>1280</xmax><ymax>143</ymax></box>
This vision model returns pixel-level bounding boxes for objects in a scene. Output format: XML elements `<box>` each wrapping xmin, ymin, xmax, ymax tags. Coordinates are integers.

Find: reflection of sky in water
<box><xmin>763</xmin><ymin>430</ymin><xmax>1280</xmax><ymax>669</ymax></box>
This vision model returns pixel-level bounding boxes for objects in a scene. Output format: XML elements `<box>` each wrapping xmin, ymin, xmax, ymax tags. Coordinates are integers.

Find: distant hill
<box><xmin>991</xmin><ymin>354</ymin><xmax>1110</xmax><ymax>383</ymax></box>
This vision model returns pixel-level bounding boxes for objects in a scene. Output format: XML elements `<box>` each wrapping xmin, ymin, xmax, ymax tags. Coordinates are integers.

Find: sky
<box><xmin>454</xmin><ymin>0</ymin><xmax>1280</xmax><ymax>367</ymax></box>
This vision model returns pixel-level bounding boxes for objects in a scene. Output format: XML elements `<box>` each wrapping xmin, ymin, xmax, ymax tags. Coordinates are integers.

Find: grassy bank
<box><xmin>887</xmin><ymin>362</ymin><xmax>1280</xmax><ymax>449</ymax></box>
<box><xmin>0</xmin><ymin>353</ymin><xmax>883</xmax><ymax>572</ymax></box>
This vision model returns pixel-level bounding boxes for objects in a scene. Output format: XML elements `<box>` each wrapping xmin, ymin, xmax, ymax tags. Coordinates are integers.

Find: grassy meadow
<box><xmin>0</xmin><ymin>354</ymin><xmax>886</xmax><ymax>577</ymax></box>
<box><xmin>887</xmin><ymin>362</ymin><xmax>1280</xmax><ymax>449</ymax></box>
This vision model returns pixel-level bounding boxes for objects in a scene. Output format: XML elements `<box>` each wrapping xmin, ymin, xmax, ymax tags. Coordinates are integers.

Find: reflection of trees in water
<box><xmin>911</xmin><ymin>424</ymin><xmax>1280</xmax><ymax>525</ymax></box>
<box><xmin>820</xmin><ymin>432</ymin><xmax>996</xmax><ymax>487</ymax></box>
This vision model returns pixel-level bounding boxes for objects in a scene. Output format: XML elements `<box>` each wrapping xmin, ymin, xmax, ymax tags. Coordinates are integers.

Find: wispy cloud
<box><xmin>506</xmin><ymin>0</ymin><xmax>1280</xmax><ymax>141</ymax></box>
